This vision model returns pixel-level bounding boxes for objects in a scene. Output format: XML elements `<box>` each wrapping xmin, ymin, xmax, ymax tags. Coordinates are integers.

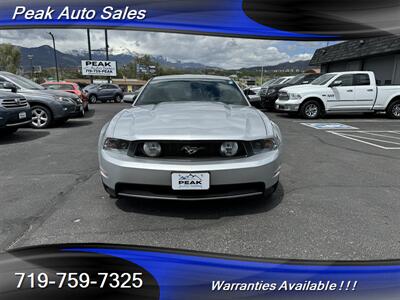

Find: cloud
<box><xmin>0</xmin><ymin>29</ymin><xmax>327</xmax><ymax>69</ymax></box>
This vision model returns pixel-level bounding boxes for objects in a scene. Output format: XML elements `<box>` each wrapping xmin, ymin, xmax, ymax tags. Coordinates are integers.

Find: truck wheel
<box><xmin>31</xmin><ymin>106</ymin><xmax>52</xmax><ymax>129</ymax></box>
<box><xmin>300</xmin><ymin>100</ymin><xmax>322</xmax><ymax>119</ymax></box>
<box><xmin>89</xmin><ymin>95</ymin><xmax>97</xmax><ymax>104</ymax></box>
<box><xmin>386</xmin><ymin>100</ymin><xmax>400</xmax><ymax>119</ymax></box>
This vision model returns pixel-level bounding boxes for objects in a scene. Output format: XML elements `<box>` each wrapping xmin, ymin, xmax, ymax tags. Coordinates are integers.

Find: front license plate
<box><xmin>171</xmin><ymin>173</ymin><xmax>210</xmax><ymax>190</ymax></box>
<box><xmin>18</xmin><ymin>112</ymin><xmax>26</xmax><ymax>119</ymax></box>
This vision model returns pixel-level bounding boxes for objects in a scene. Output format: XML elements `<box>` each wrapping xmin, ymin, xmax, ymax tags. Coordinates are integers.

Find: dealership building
<box><xmin>310</xmin><ymin>36</ymin><xmax>400</xmax><ymax>85</ymax></box>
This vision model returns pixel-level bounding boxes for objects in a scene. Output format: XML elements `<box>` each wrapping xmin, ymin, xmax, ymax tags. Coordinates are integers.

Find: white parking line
<box><xmin>328</xmin><ymin>131</ymin><xmax>400</xmax><ymax>150</ymax></box>
<box><xmin>363</xmin><ymin>132</ymin><xmax>400</xmax><ymax>140</ymax></box>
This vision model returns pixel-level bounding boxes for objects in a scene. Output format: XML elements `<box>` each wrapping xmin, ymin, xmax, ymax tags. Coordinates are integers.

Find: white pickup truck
<box><xmin>275</xmin><ymin>71</ymin><xmax>400</xmax><ymax>119</ymax></box>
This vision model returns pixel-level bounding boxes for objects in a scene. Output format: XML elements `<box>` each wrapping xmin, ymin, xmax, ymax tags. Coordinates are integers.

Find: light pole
<box><xmin>27</xmin><ymin>54</ymin><xmax>34</xmax><ymax>79</ymax></box>
<box><xmin>48</xmin><ymin>32</ymin><xmax>59</xmax><ymax>81</ymax></box>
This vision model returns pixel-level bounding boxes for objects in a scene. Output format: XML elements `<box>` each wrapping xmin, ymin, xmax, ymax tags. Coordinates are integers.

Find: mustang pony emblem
<box><xmin>181</xmin><ymin>145</ymin><xmax>205</xmax><ymax>155</ymax></box>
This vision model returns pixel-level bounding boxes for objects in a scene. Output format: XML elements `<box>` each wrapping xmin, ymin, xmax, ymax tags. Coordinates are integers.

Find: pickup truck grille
<box><xmin>129</xmin><ymin>141</ymin><xmax>248</xmax><ymax>159</ymax></box>
<box><xmin>278</xmin><ymin>92</ymin><xmax>289</xmax><ymax>101</ymax></box>
<box><xmin>1</xmin><ymin>98</ymin><xmax>28</xmax><ymax>108</ymax></box>
<box><xmin>259</xmin><ymin>88</ymin><xmax>268</xmax><ymax>96</ymax></box>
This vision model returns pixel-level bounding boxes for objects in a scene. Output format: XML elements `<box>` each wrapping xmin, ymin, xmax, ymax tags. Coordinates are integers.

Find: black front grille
<box><xmin>129</xmin><ymin>141</ymin><xmax>248</xmax><ymax>159</ymax></box>
<box><xmin>1</xmin><ymin>98</ymin><xmax>28</xmax><ymax>108</ymax></box>
<box><xmin>278</xmin><ymin>92</ymin><xmax>289</xmax><ymax>100</ymax></box>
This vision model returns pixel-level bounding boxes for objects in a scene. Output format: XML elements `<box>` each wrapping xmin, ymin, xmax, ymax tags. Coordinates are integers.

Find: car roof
<box><xmin>151</xmin><ymin>74</ymin><xmax>232</xmax><ymax>81</ymax></box>
<box><xmin>43</xmin><ymin>81</ymin><xmax>76</xmax><ymax>85</ymax></box>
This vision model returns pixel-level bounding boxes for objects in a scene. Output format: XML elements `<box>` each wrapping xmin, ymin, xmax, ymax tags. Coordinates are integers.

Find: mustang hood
<box><xmin>107</xmin><ymin>101</ymin><xmax>270</xmax><ymax>141</ymax></box>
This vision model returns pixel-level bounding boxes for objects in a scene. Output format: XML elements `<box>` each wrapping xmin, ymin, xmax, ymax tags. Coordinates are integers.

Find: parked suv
<box><xmin>0</xmin><ymin>90</ymin><xmax>32</xmax><ymax>134</ymax></box>
<box><xmin>0</xmin><ymin>72</ymin><xmax>83</xmax><ymax>128</ymax></box>
<box><xmin>82</xmin><ymin>83</ymin><xmax>123</xmax><ymax>104</ymax></box>
<box><xmin>42</xmin><ymin>81</ymin><xmax>89</xmax><ymax>112</ymax></box>
<box><xmin>261</xmin><ymin>73</ymin><xmax>320</xmax><ymax>110</ymax></box>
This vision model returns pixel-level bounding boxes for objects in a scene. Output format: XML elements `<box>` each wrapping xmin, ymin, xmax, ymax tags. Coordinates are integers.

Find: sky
<box><xmin>0</xmin><ymin>29</ymin><xmax>330</xmax><ymax>69</ymax></box>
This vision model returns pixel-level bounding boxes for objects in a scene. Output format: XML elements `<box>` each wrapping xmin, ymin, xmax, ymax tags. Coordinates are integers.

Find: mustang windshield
<box><xmin>135</xmin><ymin>80</ymin><xmax>249</xmax><ymax>106</ymax></box>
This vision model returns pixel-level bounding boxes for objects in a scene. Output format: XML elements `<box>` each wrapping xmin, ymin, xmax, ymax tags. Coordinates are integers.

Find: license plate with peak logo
<box><xmin>172</xmin><ymin>173</ymin><xmax>210</xmax><ymax>190</ymax></box>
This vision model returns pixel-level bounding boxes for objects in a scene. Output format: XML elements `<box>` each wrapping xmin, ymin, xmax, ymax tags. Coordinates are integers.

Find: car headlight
<box><xmin>267</xmin><ymin>88</ymin><xmax>276</xmax><ymax>94</ymax></box>
<box><xmin>250</xmin><ymin>139</ymin><xmax>278</xmax><ymax>154</ymax></box>
<box><xmin>142</xmin><ymin>141</ymin><xmax>162</xmax><ymax>157</ymax></box>
<box><xmin>220</xmin><ymin>141</ymin><xmax>239</xmax><ymax>157</ymax></box>
<box><xmin>290</xmin><ymin>93</ymin><xmax>302</xmax><ymax>100</ymax></box>
<box><xmin>103</xmin><ymin>138</ymin><xmax>130</xmax><ymax>152</ymax></box>
<box><xmin>57</xmin><ymin>96</ymin><xmax>75</xmax><ymax>104</ymax></box>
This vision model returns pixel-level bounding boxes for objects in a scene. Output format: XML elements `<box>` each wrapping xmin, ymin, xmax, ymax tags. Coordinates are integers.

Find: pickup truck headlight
<box><xmin>289</xmin><ymin>93</ymin><xmax>302</xmax><ymax>100</ymax></box>
<box><xmin>103</xmin><ymin>138</ymin><xmax>130</xmax><ymax>153</ymax></box>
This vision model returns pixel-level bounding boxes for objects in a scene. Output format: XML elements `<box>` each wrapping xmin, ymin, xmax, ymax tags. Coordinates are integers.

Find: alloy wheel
<box><xmin>305</xmin><ymin>103</ymin><xmax>318</xmax><ymax>118</ymax></box>
<box><xmin>392</xmin><ymin>104</ymin><xmax>400</xmax><ymax>117</ymax></box>
<box><xmin>32</xmin><ymin>108</ymin><xmax>49</xmax><ymax>128</ymax></box>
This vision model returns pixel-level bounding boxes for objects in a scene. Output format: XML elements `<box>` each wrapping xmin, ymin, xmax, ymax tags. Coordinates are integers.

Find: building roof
<box><xmin>310</xmin><ymin>36</ymin><xmax>400</xmax><ymax>66</ymax></box>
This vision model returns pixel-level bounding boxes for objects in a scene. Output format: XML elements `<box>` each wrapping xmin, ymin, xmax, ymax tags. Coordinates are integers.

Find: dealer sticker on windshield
<box><xmin>172</xmin><ymin>173</ymin><xmax>210</xmax><ymax>190</ymax></box>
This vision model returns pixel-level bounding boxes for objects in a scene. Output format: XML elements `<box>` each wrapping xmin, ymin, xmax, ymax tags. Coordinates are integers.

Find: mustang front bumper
<box><xmin>100</xmin><ymin>149</ymin><xmax>281</xmax><ymax>200</ymax></box>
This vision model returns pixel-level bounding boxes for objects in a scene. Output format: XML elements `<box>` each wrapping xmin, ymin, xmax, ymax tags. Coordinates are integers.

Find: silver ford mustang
<box><xmin>99</xmin><ymin>75</ymin><xmax>282</xmax><ymax>200</ymax></box>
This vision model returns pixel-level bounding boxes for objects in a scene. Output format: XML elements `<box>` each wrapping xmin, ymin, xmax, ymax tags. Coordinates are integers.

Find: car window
<box><xmin>354</xmin><ymin>74</ymin><xmax>370</xmax><ymax>86</ymax></box>
<box><xmin>43</xmin><ymin>84</ymin><xmax>75</xmax><ymax>90</ymax></box>
<box><xmin>0</xmin><ymin>73</ymin><xmax>45</xmax><ymax>90</ymax></box>
<box><xmin>136</xmin><ymin>80</ymin><xmax>248</xmax><ymax>106</ymax></box>
<box><xmin>311</xmin><ymin>73</ymin><xmax>337</xmax><ymax>85</ymax></box>
<box><xmin>335</xmin><ymin>74</ymin><xmax>354</xmax><ymax>86</ymax></box>
<box><xmin>286</xmin><ymin>74</ymin><xmax>305</xmax><ymax>85</ymax></box>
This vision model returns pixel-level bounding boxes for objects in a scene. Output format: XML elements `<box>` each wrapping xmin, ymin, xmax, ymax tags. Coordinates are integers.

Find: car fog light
<box><xmin>220</xmin><ymin>141</ymin><xmax>238</xmax><ymax>157</ymax></box>
<box><xmin>143</xmin><ymin>142</ymin><xmax>162</xmax><ymax>157</ymax></box>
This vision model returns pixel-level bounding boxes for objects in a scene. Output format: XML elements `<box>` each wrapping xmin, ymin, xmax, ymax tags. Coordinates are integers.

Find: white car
<box><xmin>276</xmin><ymin>71</ymin><xmax>400</xmax><ymax>119</ymax></box>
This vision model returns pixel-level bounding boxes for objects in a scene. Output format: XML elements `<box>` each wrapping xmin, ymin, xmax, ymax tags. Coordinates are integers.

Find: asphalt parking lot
<box><xmin>1</xmin><ymin>104</ymin><xmax>399</xmax><ymax>260</ymax></box>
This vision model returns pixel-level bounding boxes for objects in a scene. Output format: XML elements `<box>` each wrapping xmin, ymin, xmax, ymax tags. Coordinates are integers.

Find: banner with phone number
<box><xmin>0</xmin><ymin>244</ymin><xmax>399</xmax><ymax>300</ymax></box>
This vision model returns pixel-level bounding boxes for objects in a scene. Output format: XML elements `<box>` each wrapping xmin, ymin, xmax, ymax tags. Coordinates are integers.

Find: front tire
<box><xmin>386</xmin><ymin>100</ymin><xmax>400</xmax><ymax>119</ymax></box>
<box><xmin>300</xmin><ymin>100</ymin><xmax>322</xmax><ymax>119</ymax></box>
<box><xmin>31</xmin><ymin>105</ymin><xmax>52</xmax><ymax>129</ymax></box>
<box><xmin>114</xmin><ymin>94</ymin><xmax>122</xmax><ymax>103</ymax></box>
<box><xmin>89</xmin><ymin>95</ymin><xmax>97</xmax><ymax>104</ymax></box>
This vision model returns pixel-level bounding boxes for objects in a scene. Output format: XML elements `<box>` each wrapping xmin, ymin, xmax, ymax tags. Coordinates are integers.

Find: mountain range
<box><xmin>18</xmin><ymin>45</ymin><xmax>311</xmax><ymax>72</ymax></box>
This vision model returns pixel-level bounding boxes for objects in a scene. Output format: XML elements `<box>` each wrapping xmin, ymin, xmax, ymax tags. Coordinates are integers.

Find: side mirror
<box><xmin>2</xmin><ymin>82</ymin><xmax>18</xmax><ymax>93</ymax></box>
<box><xmin>243</xmin><ymin>88</ymin><xmax>250</xmax><ymax>96</ymax></box>
<box><xmin>330</xmin><ymin>80</ymin><xmax>342</xmax><ymax>87</ymax></box>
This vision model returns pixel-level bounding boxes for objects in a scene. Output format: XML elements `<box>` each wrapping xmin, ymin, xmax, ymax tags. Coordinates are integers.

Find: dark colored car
<box><xmin>42</xmin><ymin>81</ymin><xmax>89</xmax><ymax>112</ymax></box>
<box><xmin>0</xmin><ymin>72</ymin><xmax>83</xmax><ymax>128</ymax></box>
<box><xmin>82</xmin><ymin>83</ymin><xmax>124</xmax><ymax>104</ymax></box>
<box><xmin>260</xmin><ymin>73</ymin><xmax>320</xmax><ymax>110</ymax></box>
<box><xmin>0</xmin><ymin>90</ymin><xmax>32</xmax><ymax>134</ymax></box>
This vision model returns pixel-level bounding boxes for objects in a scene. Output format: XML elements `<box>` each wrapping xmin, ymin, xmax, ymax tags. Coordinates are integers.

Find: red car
<box><xmin>41</xmin><ymin>81</ymin><xmax>89</xmax><ymax>111</ymax></box>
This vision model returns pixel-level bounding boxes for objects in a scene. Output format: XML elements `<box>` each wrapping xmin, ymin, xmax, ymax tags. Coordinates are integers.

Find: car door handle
<box><xmin>367</xmin><ymin>89</ymin><xmax>374</xmax><ymax>92</ymax></box>
<box><xmin>346</xmin><ymin>89</ymin><xmax>353</xmax><ymax>92</ymax></box>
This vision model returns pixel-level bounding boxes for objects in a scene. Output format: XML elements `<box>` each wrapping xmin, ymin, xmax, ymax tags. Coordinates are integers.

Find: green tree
<box><xmin>0</xmin><ymin>44</ymin><xmax>21</xmax><ymax>73</ymax></box>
